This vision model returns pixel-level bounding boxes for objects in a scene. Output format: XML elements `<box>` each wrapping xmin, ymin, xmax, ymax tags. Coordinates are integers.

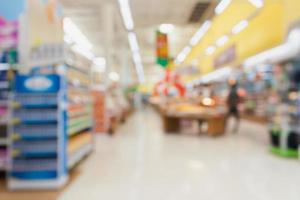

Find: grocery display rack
<box><xmin>65</xmin><ymin>57</ymin><xmax>94</xmax><ymax>170</ymax></box>
<box><xmin>0</xmin><ymin>64</ymin><xmax>15</xmax><ymax>171</ymax></box>
<box><xmin>8</xmin><ymin>74</ymin><xmax>68</xmax><ymax>190</ymax></box>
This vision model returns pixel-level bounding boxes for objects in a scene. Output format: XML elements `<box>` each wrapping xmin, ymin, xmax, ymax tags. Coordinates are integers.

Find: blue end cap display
<box><xmin>15</xmin><ymin>74</ymin><xmax>61</xmax><ymax>93</ymax></box>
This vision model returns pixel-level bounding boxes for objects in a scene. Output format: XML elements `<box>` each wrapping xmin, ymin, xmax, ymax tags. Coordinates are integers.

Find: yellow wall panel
<box><xmin>284</xmin><ymin>0</ymin><xmax>300</xmax><ymax>33</ymax></box>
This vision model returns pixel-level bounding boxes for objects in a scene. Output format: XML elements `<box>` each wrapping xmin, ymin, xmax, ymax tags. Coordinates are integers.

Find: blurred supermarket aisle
<box><xmin>58</xmin><ymin>108</ymin><xmax>300</xmax><ymax>200</ymax></box>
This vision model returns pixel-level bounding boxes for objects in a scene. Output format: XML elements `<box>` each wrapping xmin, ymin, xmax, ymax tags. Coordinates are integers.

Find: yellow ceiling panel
<box><xmin>184</xmin><ymin>0</ymin><xmax>286</xmax><ymax>75</ymax></box>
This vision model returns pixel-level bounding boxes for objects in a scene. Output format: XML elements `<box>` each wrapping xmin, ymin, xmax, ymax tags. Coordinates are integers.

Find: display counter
<box><xmin>160</xmin><ymin>104</ymin><xmax>227</xmax><ymax>136</ymax></box>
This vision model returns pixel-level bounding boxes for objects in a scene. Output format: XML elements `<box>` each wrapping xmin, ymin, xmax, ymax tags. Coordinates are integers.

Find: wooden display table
<box><xmin>161</xmin><ymin>107</ymin><xmax>226</xmax><ymax>136</ymax></box>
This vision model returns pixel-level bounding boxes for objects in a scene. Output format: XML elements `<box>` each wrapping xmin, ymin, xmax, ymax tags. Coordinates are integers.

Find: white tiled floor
<box><xmin>59</xmin><ymin>108</ymin><xmax>300</xmax><ymax>200</ymax></box>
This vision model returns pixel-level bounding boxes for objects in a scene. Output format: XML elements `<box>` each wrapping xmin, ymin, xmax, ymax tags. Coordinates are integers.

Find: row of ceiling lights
<box><xmin>63</xmin><ymin>1</ymin><xmax>145</xmax><ymax>83</ymax></box>
<box><xmin>175</xmin><ymin>0</ymin><xmax>264</xmax><ymax>66</ymax></box>
<box><xmin>118</xmin><ymin>0</ymin><xmax>145</xmax><ymax>83</ymax></box>
<box><xmin>64</xmin><ymin>17</ymin><xmax>107</xmax><ymax>74</ymax></box>
<box><xmin>64</xmin><ymin>18</ymin><xmax>121</xmax><ymax>82</ymax></box>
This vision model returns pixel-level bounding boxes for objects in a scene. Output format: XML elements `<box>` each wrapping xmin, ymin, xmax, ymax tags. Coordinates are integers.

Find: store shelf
<box><xmin>68</xmin><ymin>118</ymin><xmax>93</xmax><ymax>137</ymax></box>
<box><xmin>65</xmin><ymin>50</ymin><xmax>94</xmax><ymax>171</ymax></box>
<box><xmin>65</xmin><ymin>59</ymin><xmax>91</xmax><ymax>75</ymax></box>
<box><xmin>68</xmin><ymin>132</ymin><xmax>92</xmax><ymax>154</ymax></box>
<box><xmin>8</xmin><ymin>74</ymin><xmax>68</xmax><ymax>190</ymax></box>
<box><xmin>68</xmin><ymin>104</ymin><xmax>91</xmax><ymax>118</ymax></box>
<box><xmin>68</xmin><ymin>143</ymin><xmax>93</xmax><ymax>170</ymax></box>
<box><xmin>0</xmin><ymin>63</ymin><xmax>10</xmax><ymax>71</ymax></box>
<box><xmin>0</xmin><ymin>138</ymin><xmax>7</xmax><ymax>145</ymax></box>
<box><xmin>8</xmin><ymin>176</ymin><xmax>68</xmax><ymax>190</ymax></box>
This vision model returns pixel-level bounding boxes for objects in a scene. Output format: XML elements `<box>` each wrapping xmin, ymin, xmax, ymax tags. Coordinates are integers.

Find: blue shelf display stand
<box><xmin>8</xmin><ymin>74</ymin><xmax>68</xmax><ymax>190</ymax></box>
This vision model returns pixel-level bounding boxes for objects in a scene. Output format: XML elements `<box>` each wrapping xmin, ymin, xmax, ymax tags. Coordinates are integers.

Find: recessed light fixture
<box><xmin>205</xmin><ymin>46</ymin><xmax>216</xmax><ymax>55</ymax></box>
<box><xmin>176</xmin><ymin>46</ymin><xmax>192</xmax><ymax>63</ymax></box>
<box><xmin>159</xmin><ymin>24</ymin><xmax>175</xmax><ymax>34</ymax></box>
<box><xmin>190</xmin><ymin>20</ymin><xmax>211</xmax><ymax>46</ymax></box>
<box><xmin>248</xmin><ymin>0</ymin><xmax>264</xmax><ymax>8</ymax></box>
<box><xmin>232</xmin><ymin>20</ymin><xmax>249</xmax><ymax>34</ymax></box>
<box><xmin>215</xmin><ymin>0</ymin><xmax>232</xmax><ymax>15</ymax></box>
<box><xmin>216</xmin><ymin>35</ymin><xmax>229</xmax><ymax>46</ymax></box>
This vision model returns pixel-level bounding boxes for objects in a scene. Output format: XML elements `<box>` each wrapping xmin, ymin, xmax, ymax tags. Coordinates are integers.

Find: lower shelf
<box><xmin>8</xmin><ymin>175</ymin><xmax>68</xmax><ymax>190</ymax></box>
<box><xmin>68</xmin><ymin>143</ymin><xmax>93</xmax><ymax>170</ymax></box>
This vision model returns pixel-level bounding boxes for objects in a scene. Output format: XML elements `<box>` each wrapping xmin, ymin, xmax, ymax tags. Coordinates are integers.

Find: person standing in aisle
<box><xmin>226</xmin><ymin>80</ymin><xmax>240</xmax><ymax>133</ymax></box>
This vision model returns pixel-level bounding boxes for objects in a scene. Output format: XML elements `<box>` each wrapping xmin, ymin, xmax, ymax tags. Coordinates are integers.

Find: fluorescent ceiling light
<box><xmin>248</xmin><ymin>0</ymin><xmax>264</xmax><ymax>8</ymax></box>
<box><xmin>176</xmin><ymin>46</ymin><xmax>192</xmax><ymax>63</ymax></box>
<box><xmin>232</xmin><ymin>20</ymin><xmax>248</xmax><ymax>34</ymax></box>
<box><xmin>128</xmin><ymin>32</ymin><xmax>139</xmax><ymax>52</ymax></box>
<box><xmin>64</xmin><ymin>35</ymin><xmax>73</xmax><ymax>44</ymax></box>
<box><xmin>133</xmin><ymin>51</ymin><xmax>142</xmax><ymax>64</ymax></box>
<box><xmin>118</xmin><ymin>0</ymin><xmax>134</xmax><ymax>30</ymax></box>
<box><xmin>159</xmin><ymin>24</ymin><xmax>174</xmax><ymax>34</ymax></box>
<box><xmin>215</xmin><ymin>0</ymin><xmax>232</xmax><ymax>15</ymax></box>
<box><xmin>216</xmin><ymin>35</ymin><xmax>229</xmax><ymax>46</ymax></box>
<box><xmin>64</xmin><ymin>17</ymin><xmax>92</xmax><ymax>51</ymax></box>
<box><xmin>132</xmin><ymin>52</ymin><xmax>145</xmax><ymax>83</ymax></box>
<box><xmin>135</xmin><ymin>62</ymin><xmax>145</xmax><ymax>83</ymax></box>
<box><xmin>205</xmin><ymin>46</ymin><xmax>216</xmax><ymax>55</ymax></box>
<box><xmin>109</xmin><ymin>72</ymin><xmax>120</xmax><ymax>82</ymax></box>
<box><xmin>190</xmin><ymin>20</ymin><xmax>211</xmax><ymax>46</ymax></box>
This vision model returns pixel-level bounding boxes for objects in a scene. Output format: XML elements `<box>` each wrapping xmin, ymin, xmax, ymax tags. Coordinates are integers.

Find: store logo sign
<box><xmin>25</xmin><ymin>76</ymin><xmax>53</xmax><ymax>91</ymax></box>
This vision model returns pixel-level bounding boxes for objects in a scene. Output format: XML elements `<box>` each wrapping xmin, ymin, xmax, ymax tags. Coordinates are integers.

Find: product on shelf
<box><xmin>8</xmin><ymin>74</ymin><xmax>68</xmax><ymax>190</ymax></box>
<box><xmin>92</xmin><ymin>90</ymin><xmax>108</xmax><ymax>133</ymax></box>
<box><xmin>64</xmin><ymin>50</ymin><xmax>94</xmax><ymax>168</ymax></box>
<box><xmin>0</xmin><ymin>65</ymin><xmax>16</xmax><ymax>171</ymax></box>
<box><xmin>268</xmin><ymin>61</ymin><xmax>300</xmax><ymax>158</ymax></box>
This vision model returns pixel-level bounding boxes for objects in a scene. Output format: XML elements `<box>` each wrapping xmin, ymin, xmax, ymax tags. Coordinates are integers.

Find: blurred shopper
<box><xmin>226</xmin><ymin>80</ymin><xmax>240</xmax><ymax>133</ymax></box>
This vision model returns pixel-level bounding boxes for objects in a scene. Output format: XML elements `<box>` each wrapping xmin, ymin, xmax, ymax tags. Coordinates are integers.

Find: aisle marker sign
<box><xmin>156</xmin><ymin>31</ymin><xmax>169</xmax><ymax>68</ymax></box>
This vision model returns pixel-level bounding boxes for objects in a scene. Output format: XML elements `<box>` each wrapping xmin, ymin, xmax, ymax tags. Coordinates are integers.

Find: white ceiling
<box><xmin>60</xmin><ymin>0</ymin><xmax>212</xmax><ymax>82</ymax></box>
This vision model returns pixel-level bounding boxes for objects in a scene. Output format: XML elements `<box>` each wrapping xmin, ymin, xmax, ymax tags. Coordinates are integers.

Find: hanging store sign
<box><xmin>156</xmin><ymin>31</ymin><xmax>169</xmax><ymax>68</ymax></box>
<box><xmin>214</xmin><ymin>45</ymin><xmax>236</xmax><ymax>68</ymax></box>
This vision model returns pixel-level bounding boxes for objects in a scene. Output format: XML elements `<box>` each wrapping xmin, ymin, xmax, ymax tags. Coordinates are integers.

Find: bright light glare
<box><xmin>93</xmin><ymin>57</ymin><xmax>106</xmax><ymax>72</ymax></box>
<box><xmin>216</xmin><ymin>35</ymin><xmax>229</xmax><ymax>46</ymax></box>
<box><xmin>128</xmin><ymin>32</ymin><xmax>139</xmax><ymax>52</ymax></box>
<box><xmin>232</xmin><ymin>20</ymin><xmax>248</xmax><ymax>34</ymax></box>
<box><xmin>133</xmin><ymin>52</ymin><xmax>142</xmax><ymax>64</ymax></box>
<box><xmin>118</xmin><ymin>0</ymin><xmax>134</xmax><ymax>30</ymax></box>
<box><xmin>176</xmin><ymin>46</ymin><xmax>191</xmax><ymax>63</ymax></box>
<box><xmin>205</xmin><ymin>46</ymin><xmax>216</xmax><ymax>55</ymax></box>
<box><xmin>248</xmin><ymin>0</ymin><xmax>264</xmax><ymax>8</ymax></box>
<box><xmin>201</xmin><ymin>67</ymin><xmax>232</xmax><ymax>83</ymax></box>
<box><xmin>190</xmin><ymin>21</ymin><xmax>211</xmax><ymax>46</ymax></box>
<box><xmin>64</xmin><ymin>18</ymin><xmax>92</xmax><ymax>51</ymax></box>
<box><xmin>159</xmin><ymin>24</ymin><xmax>174</xmax><ymax>34</ymax></box>
<box><xmin>109</xmin><ymin>72</ymin><xmax>120</xmax><ymax>82</ymax></box>
<box><xmin>202</xmin><ymin>97</ymin><xmax>216</xmax><ymax>106</ymax></box>
<box><xmin>72</xmin><ymin>44</ymin><xmax>94</xmax><ymax>60</ymax></box>
<box><xmin>215</xmin><ymin>0</ymin><xmax>232</xmax><ymax>15</ymax></box>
